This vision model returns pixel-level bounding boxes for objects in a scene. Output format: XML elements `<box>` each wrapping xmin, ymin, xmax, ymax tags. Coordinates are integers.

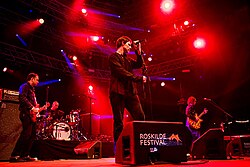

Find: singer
<box><xmin>109</xmin><ymin>36</ymin><xmax>146</xmax><ymax>151</ymax></box>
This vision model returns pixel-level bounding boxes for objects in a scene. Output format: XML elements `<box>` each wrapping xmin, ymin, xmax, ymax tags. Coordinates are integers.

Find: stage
<box><xmin>1</xmin><ymin>157</ymin><xmax>250</xmax><ymax>167</ymax></box>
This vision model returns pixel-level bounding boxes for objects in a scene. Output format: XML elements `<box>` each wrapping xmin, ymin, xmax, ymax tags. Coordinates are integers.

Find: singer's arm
<box><xmin>109</xmin><ymin>53</ymin><xmax>143</xmax><ymax>82</ymax></box>
<box><xmin>133</xmin><ymin>42</ymin><xmax>142</xmax><ymax>55</ymax></box>
<box><xmin>131</xmin><ymin>42</ymin><xmax>143</xmax><ymax>69</ymax></box>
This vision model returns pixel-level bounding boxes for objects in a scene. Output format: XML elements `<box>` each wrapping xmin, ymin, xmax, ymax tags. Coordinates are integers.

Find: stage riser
<box><xmin>30</xmin><ymin>140</ymin><xmax>114</xmax><ymax>160</ymax></box>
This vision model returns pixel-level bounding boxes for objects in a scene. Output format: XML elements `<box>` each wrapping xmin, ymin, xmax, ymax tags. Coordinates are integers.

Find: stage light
<box><xmin>38</xmin><ymin>18</ymin><xmax>44</xmax><ymax>24</ymax></box>
<box><xmin>58</xmin><ymin>79</ymin><xmax>61</xmax><ymax>82</ymax></box>
<box><xmin>193</xmin><ymin>38</ymin><xmax>206</xmax><ymax>49</ymax></box>
<box><xmin>91</xmin><ymin>36</ymin><xmax>100</xmax><ymax>42</ymax></box>
<box><xmin>72</xmin><ymin>56</ymin><xmax>77</xmax><ymax>61</ymax></box>
<box><xmin>3</xmin><ymin>67</ymin><xmax>7</xmax><ymax>72</ymax></box>
<box><xmin>81</xmin><ymin>8</ymin><xmax>88</xmax><ymax>16</ymax></box>
<box><xmin>61</xmin><ymin>49</ymin><xmax>64</xmax><ymax>52</ymax></box>
<box><xmin>161</xmin><ymin>82</ymin><xmax>166</xmax><ymax>87</ymax></box>
<box><xmin>81</xmin><ymin>8</ymin><xmax>87</xmax><ymax>14</ymax></box>
<box><xmin>148</xmin><ymin>57</ymin><xmax>152</xmax><ymax>62</ymax></box>
<box><xmin>88</xmin><ymin>85</ymin><xmax>93</xmax><ymax>91</ymax></box>
<box><xmin>160</xmin><ymin>0</ymin><xmax>175</xmax><ymax>13</ymax></box>
<box><xmin>15</xmin><ymin>34</ymin><xmax>27</xmax><ymax>47</ymax></box>
<box><xmin>182</xmin><ymin>69</ymin><xmax>190</xmax><ymax>73</ymax></box>
<box><xmin>184</xmin><ymin>20</ymin><xmax>189</xmax><ymax>26</ymax></box>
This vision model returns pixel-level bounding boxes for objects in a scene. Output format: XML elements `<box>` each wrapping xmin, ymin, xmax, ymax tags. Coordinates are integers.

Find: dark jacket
<box><xmin>109</xmin><ymin>51</ymin><xmax>143</xmax><ymax>95</ymax></box>
<box><xmin>19</xmin><ymin>82</ymin><xmax>37</xmax><ymax>115</ymax></box>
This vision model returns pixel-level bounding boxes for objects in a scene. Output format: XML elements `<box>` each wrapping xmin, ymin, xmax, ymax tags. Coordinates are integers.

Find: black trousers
<box><xmin>11</xmin><ymin>112</ymin><xmax>36</xmax><ymax>157</ymax></box>
<box><xmin>110</xmin><ymin>92</ymin><xmax>145</xmax><ymax>143</ymax></box>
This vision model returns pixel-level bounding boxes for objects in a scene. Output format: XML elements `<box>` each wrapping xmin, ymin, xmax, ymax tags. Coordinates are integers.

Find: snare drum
<box><xmin>52</xmin><ymin>122</ymin><xmax>71</xmax><ymax>140</ymax></box>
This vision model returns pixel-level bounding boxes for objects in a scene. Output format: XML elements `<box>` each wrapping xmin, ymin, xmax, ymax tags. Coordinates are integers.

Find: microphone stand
<box><xmin>73</xmin><ymin>94</ymin><xmax>96</xmax><ymax>140</ymax></box>
<box><xmin>140</xmin><ymin>51</ymin><xmax>153</xmax><ymax>120</ymax></box>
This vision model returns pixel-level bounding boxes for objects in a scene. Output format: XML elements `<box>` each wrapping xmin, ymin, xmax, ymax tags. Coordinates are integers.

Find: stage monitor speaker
<box><xmin>115</xmin><ymin>121</ymin><xmax>189</xmax><ymax>165</ymax></box>
<box><xmin>0</xmin><ymin>101</ymin><xmax>22</xmax><ymax>161</ymax></box>
<box><xmin>74</xmin><ymin>140</ymin><xmax>102</xmax><ymax>159</ymax></box>
<box><xmin>191</xmin><ymin>128</ymin><xmax>226</xmax><ymax>160</ymax></box>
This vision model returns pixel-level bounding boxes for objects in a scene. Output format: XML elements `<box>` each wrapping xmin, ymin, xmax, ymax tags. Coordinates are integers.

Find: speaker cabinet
<box><xmin>0</xmin><ymin>101</ymin><xmax>22</xmax><ymax>160</ymax></box>
<box><xmin>191</xmin><ymin>128</ymin><xmax>226</xmax><ymax>160</ymax></box>
<box><xmin>80</xmin><ymin>113</ymin><xmax>100</xmax><ymax>137</ymax></box>
<box><xmin>74</xmin><ymin>140</ymin><xmax>102</xmax><ymax>159</ymax></box>
<box><xmin>115</xmin><ymin>121</ymin><xmax>189</xmax><ymax>165</ymax></box>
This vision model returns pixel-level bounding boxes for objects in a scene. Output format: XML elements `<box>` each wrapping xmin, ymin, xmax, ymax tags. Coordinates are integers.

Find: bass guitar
<box><xmin>188</xmin><ymin>108</ymin><xmax>208</xmax><ymax>129</ymax></box>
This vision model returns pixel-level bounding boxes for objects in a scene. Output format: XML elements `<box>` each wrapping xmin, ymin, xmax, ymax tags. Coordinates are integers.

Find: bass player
<box><xmin>185</xmin><ymin>96</ymin><xmax>208</xmax><ymax>142</ymax></box>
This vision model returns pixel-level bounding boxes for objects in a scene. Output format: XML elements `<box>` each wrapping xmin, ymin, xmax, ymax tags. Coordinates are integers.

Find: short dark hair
<box><xmin>27</xmin><ymin>73</ymin><xmax>38</xmax><ymax>81</ymax></box>
<box><xmin>116</xmin><ymin>36</ymin><xmax>132</xmax><ymax>48</ymax></box>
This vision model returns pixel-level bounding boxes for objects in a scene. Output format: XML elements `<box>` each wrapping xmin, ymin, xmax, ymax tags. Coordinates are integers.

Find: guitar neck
<box><xmin>198</xmin><ymin>110</ymin><xmax>207</xmax><ymax>118</ymax></box>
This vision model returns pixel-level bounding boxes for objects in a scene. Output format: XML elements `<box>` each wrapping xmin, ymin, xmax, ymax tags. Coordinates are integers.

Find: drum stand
<box><xmin>71</xmin><ymin>94</ymin><xmax>96</xmax><ymax>140</ymax></box>
<box><xmin>70</xmin><ymin>121</ymin><xmax>87</xmax><ymax>141</ymax></box>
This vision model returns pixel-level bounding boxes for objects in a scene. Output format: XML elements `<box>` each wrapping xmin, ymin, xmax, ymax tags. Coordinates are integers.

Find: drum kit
<box><xmin>36</xmin><ymin>109</ymin><xmax>87</xmax><ymax>141</ymax></box>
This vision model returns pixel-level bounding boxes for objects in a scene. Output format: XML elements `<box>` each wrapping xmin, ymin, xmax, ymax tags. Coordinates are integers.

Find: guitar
<box><xmin>188</xmin><ymin>108</ymin><xmax>208</xmax><ymax>129</ymax></box>
<box><xmin>30</xmin><ymin>102</ymin><xmax>50</xmax><ymax>122</ymax></box>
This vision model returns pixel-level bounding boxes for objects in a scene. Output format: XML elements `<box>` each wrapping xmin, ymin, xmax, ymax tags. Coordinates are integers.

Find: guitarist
<box><xmin>185</xmin><ymin>96</ymin><xmax>202</xmax><ymax>142</ymax></box>
<box><xmin>10</xmin><ymin>73</ymin><xmax>40</xmax><ymax>162</ymax></box>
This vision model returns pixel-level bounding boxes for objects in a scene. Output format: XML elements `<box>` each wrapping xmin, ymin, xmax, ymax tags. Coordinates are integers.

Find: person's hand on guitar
<box><xmin>188</xmin><ymin>108</ymin><xmax>208</xmax><ymax>129</ymax></box>
<box><xmin>31</xmin><ymin>106</ymin><xmax>40</xmax><ymax>114</ymax></box>
<box><xmin>30</xmin><ymin>102</ymin><xmax>50</xmax><ymax>122</ymax></box>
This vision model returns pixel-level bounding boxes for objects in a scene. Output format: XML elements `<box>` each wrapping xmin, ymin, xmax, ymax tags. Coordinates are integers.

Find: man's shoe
<box><xmin>22</xmin><ymin>155</ymin><xmax>38</xmax><ymax>162</ymax></box>
<box><xmin>9</xmin><ymin>156</ymin><xmax>26</xmax><ymax>162</ymax></box>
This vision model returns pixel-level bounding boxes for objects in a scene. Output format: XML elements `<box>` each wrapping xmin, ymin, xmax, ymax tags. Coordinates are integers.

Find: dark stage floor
<box><xmin>1</xmin><ymin>157</ymin><xmax>250</xmax><ymax>167</ymax></box>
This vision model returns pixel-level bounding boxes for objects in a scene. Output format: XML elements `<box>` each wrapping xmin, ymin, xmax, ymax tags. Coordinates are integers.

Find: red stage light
<box><xmin>193</xmin><ymin>38</ymin><xmax>206</xmax><ymax>49</ymax></box>
<box><xmin>81</xmin><ymin>8</ymin><xmax>87</xmax><ymax>14</ymax></box>
<box><xmin>184</xmin><ymin>20</ymin><xmax>189</xmax><ymax>26</ymax></box>
<box><xmin>38</xmin><ymin>18</ymin><xmax>44</xmax><ymax>24</ymax></box>
<box><xmin>160</xmin><ymin>0</ymin><xmax>175</xmax><ymax>13</ymax></box>
<box><xmin>88</xmin><ymin>85</ymin><xmax>93</xmax><ymax>91</ymax></box>
<box><xmin>91</xmin><ymin>36</ymin><xmax>99</xmax><ymax>42</ymax></box>
<box><xmin>72</xmin><ymin>56</ymin><xmax>77</xmax><ymax>61</ymax></box>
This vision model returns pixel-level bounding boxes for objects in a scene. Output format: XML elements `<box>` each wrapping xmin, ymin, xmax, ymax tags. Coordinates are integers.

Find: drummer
<box><xmin>47</xmin><ymin>101</ymin><xmax>64</xmax><ymax>122</ymax></box>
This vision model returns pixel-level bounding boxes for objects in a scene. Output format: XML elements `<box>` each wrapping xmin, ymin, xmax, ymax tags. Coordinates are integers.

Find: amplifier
<box><xmin>2</xmin><ymin>89</ymin><xmax>19</xmax><ymax>102</ymax></box>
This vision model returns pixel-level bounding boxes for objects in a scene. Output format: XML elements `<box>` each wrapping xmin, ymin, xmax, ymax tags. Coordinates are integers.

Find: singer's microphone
<box><xmin>204</xmin><ymin>98</ymin><xmax>212</xmax><ymax>101</ymax></box>
<box><xmin>133</xmin><ymin>39</ymin><xmax>147</xmax><ymax>45</ymax></box>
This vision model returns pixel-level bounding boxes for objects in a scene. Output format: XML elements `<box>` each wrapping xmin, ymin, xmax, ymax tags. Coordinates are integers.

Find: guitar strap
<box><xmin>32</xmin><ymin>88</ymin><xmax>38</xmax><ymax>107</ymax></box>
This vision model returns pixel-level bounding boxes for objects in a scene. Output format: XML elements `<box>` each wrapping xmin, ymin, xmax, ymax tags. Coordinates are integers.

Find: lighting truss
<box><xmin>147</xmin><ymin>55</ymin><xmax>198</xmax><ymax>76</ymax></box>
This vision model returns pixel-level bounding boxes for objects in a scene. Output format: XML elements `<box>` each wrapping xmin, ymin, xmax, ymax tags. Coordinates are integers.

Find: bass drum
<box><xmin>52</xmin><ymin>122</ymin><xmax>71</xmax><ymax>140</ymax></box>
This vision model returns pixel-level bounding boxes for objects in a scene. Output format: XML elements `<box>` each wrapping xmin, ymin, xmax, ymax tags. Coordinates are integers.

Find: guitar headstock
<box><xmin>45</xmin><ymin>102</ymin><xmax>50</xmax><ymax>107</ymax></box>
<box><xmin>42</xmin><ymin>102</ymin><xmax>50</xmax><ymax>110</ymax></box>
<box><xmin>203</xmin><ymin>108</ymin><xmax>208</xmax><ymax>114</ymax></box>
